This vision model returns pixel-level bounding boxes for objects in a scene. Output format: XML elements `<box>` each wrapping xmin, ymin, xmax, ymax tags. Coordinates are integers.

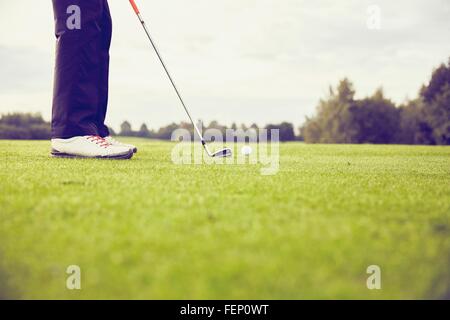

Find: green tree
<box><xmin>207</xmin><ymin>121</ymin><xmax>226</xmax><ymax>135</ymax></box>
<box><xmin>419</xmin><ymin>59</ymin><xmax>450</xmax><ymax>145</ymax></box>
<box><xmin>350</xmin><ymin>88</ymin><xmax>399</xmax><ymax>143</ymax></box>
<box><xmin>120</xmin><ymin>121</ymin><xmax>133</xmax><ymax>136</ymax></box>
<box><xmin>420</xmin><ymin>59</ymin><xmax>450</xmax><ymax>103</ymax></box>
<box><xmin>397</xmin><ymin>100</ymin><xmax>433</xmax><ymax>144</ymax></box>
<box><xmin>155</xmin><ymin>123</ymin><xmax>179</xmax><ymax>140</ymax></box>
<box><xmin>138</xmin><ymin>123</ymin><xmax>151</xmax><ymax>138</ymax></box>
<box><xmin>302</xmin><ymin>117</ymin><xmax>321</xmax><ymax>143</ymax></box>
<box><xmin>265</xmin><ymin>122</ymin><xmax>296</xmax><ymax>141</ymax></box>
<box><xmin>0</xmin><ymin>113</ymin><xmax>50</xmax><ymax>140</ymax></box>
<box><xmin>303</xmin><ymin>78</ymin><xmax>357</xmax><ymax>143</ymax></box>
<box><xmin>424</xmin><ymin>83</ymin><xmax>450</xmax><ymax>144</ymax></box>
<box><xmin>303</xmin><ymin>82</ymin><xmax>400</xmax><ymax>144</ymax></box>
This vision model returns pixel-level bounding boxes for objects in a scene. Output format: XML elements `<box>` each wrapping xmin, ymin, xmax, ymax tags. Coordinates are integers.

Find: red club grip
<box><xmin>129</xmin><ymin>0</ymin><xmax>140</xmax><ymax>14</ymax></box>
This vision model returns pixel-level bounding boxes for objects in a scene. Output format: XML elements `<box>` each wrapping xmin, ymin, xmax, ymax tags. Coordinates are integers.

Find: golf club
<box><xmin>129</xmin><ymin>0</ymin><xmax>232</xmax><ymax>158</ymax></box>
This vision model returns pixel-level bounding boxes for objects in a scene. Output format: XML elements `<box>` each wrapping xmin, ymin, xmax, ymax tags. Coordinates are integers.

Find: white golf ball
<box><xmin>241</xmin><ymin>145</ymin><xmax>252</xmax><ymax>156</ymax></box>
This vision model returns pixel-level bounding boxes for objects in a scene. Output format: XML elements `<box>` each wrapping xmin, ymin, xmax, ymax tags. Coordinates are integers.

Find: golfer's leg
<box><xmin>95</xmin><ymin>1</ymin><xmax>137</xmax><ymax>152</ymax></box>
<box><xmin>51</xmin><ymin>0</ymin><xmax>103</xmax><ymax>139</ymax></box>
<box><xmin>97</xmin><ymin>0</ymin><xmax>112</xmax><ymax>138</ymax></box>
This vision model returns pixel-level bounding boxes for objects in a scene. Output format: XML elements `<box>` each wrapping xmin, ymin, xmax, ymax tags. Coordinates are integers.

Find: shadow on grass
<box><xmin>0</xmin><ymin>283</ymin><xmax>14</xmax><ymax>300</ymax></box>
<box><xmin>433</xmin><ymin>265</ymin><xmax>450</xmax><ymax>300</ymax></box>
<box><xmin>0</xmin><ymin>266</ymin><xmax>18</xmax><ymax>300</ymax></box>
<box><xmin>426</xmin><ymin>241</ymin><xmax>450</xmax><ymax>300</ymax></box>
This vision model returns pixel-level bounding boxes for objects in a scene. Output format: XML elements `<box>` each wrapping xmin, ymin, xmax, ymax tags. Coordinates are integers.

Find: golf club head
<box><xmin>212</xmin><ymin>148</ymin><xmax>232</xmax><ymax>158</ymax></box>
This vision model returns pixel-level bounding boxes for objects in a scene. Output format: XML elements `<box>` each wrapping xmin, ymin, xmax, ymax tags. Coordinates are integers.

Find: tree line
<box><xmin>114</xmin><ymin>120</ymin><xmax>298</xmax><ymax>142</ymax></box>
<box><xmin>302</xmin><ymin>58</ymin><xmax>450</xmax><ymax>145</ymax></box>
<box><xmin>1</xmin><ymin>57</ymin><xmax>448</xmax><ymax>144</ymax></box>
<box><xmin>0</xmin><ymin>113</ymin><xmax>51</xmax><ymax>140</ymax></box>
<box><xmin>0</xmin><ymin>113</ymin><xmax>297</xmax><ymax>142</ymax></box>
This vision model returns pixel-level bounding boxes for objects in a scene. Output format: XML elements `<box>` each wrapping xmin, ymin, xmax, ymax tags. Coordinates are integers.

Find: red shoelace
<box><xmin>86</xmin><ymin>136</ymin><xmax>110</xmax><ymax>148</ymax></box>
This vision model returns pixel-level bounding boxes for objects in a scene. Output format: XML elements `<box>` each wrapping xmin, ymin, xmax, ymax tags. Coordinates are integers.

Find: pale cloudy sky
<box><xmin>0</xmin><ymin>0</ymin><xmax>449</xmax><ymax>131</ymax></box>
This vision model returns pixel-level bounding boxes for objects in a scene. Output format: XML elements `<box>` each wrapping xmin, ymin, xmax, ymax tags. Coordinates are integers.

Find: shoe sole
<box><xmin>51</xmin><ymin>149</ymin><xmax>134</xmax><ymax>160</ymax></box>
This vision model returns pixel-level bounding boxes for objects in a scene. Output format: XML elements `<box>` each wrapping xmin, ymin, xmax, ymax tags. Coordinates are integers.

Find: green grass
<box><xmin>0</xmin><ymin>139</ymin><xmax>449</xmax><ymax>299</ymax></box>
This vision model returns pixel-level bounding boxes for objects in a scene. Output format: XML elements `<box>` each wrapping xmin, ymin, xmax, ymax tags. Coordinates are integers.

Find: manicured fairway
<box><xmin>0</xmin><ymin>139</ymin><xmax>449</xmax><ymax>299</ymax></box>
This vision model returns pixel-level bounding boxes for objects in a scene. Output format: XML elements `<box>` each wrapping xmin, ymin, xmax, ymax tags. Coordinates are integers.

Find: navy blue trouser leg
<box><xmin>97</xmin><ymin>0</ymin><xmax>112</xmax><ymax>138</ymax></box>
<box><xmin>51</xmin><ymin>0</ymin><xmax>111</xmax><ymax>139</ymax></box>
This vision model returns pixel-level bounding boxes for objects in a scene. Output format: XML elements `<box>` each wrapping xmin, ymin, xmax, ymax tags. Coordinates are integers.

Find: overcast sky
<box><xmin>0</xmin><ymin>0</ymin><xmax>449</xmax><ymax>130</ymax></box>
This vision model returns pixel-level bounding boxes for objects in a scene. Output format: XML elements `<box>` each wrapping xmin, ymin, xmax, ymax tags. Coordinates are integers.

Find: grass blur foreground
<box><xmin>0</xmin><ymin>139</ymin><xmax>449</xmax><ymax>299</ymax></box>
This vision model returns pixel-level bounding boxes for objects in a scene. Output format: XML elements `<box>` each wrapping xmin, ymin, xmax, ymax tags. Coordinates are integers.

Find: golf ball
<box><xmin>241</xmin><ymin>145</ymin><xmax>252</xmax><ymax>156</ymax></box>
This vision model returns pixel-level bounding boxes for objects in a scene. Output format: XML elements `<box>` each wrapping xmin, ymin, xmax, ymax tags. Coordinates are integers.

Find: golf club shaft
<box><xmin>129</xmin><ymin>0</ymin><xmax>205</xmax><ymax>143</ymax></box>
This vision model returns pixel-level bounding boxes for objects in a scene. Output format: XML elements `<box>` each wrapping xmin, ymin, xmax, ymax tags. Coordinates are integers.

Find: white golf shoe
<box><xmin>51</xmin><ymin>136</ymin><xmax>134</xmax><ymax>159</ymax></box>
<box><xmin>104</xmin><ymin>136</ymin><xmax>138</xmax><ymax>153</ymax></box>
